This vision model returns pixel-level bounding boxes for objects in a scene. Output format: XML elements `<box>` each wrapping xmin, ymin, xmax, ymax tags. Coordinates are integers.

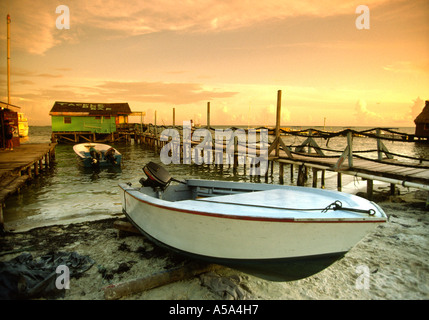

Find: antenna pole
<box><xmin>7</xmin><ymin>14</ymin><xmax>11</xmax><ymax>105</ymax></box>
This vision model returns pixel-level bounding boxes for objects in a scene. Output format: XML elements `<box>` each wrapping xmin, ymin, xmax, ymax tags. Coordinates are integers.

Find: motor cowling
<box><xmin>105</xmin><ymin>147</ymin><xmax>117</xmax><ymax>165</ymax></box>
<box><xmin>89</xmin><ymin>147</ymin><xmax>101</xmax><ymax>166</ymax></box>
<box><xmin>140</xmin><ymin>162</ymin><xmax>172</xmax><ymax>189</ymax></box>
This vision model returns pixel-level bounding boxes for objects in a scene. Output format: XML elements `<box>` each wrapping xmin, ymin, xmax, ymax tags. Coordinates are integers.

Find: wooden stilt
<box><xmin>312</xmin><ymin>168</ymin><xmax>318</xmax><ymax>188</ymax></box>
<box><xmin>297</xmin><ymin>165</ymin><xmax>306</xmax><ymax>186</ymax></box>
<box><xmin>367</xmin><ymin>179</ymin><xmax>373</xmax><ymax>200</ymax></box>
<box><xmin>279</xmin><ymin>163</ymin><xmax>284</xmax><ymax>184</ymax></box>
<box><xmin>337</xmin><ymin>172</ymin><xmax>342</xmax><ymax>191</ymax></box>
<box><xmin>321</xmin><ymin>170</ymin><xmax>325</xmax><ymax>189</ymax></box>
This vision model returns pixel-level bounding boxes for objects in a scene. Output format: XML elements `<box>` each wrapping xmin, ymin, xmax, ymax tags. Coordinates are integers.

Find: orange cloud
<box><xmin>354</xmin><ymin>99</ymin><xmax>382</xmax><ymax>123</ymax></box>
<box><xmin>1</xmin><ymin>0</ymin><xmax>392</xmax><ymax>55</ymax></box>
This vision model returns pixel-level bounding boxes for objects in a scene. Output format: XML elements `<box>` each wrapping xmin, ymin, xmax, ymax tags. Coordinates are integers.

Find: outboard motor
<box><xmin>89</xmin><ymin>147</ymin><xmax>101</xmax><ymax>166</ymax></box>
<box><xmin>139</xmin><ymin>162</ymin><xmax>172</xmax><ymax>190</ymax></box>
<box><xmin>105</xmin><ymin>147</ymin><xmax>117</xmax><ymax>165</ymax></box>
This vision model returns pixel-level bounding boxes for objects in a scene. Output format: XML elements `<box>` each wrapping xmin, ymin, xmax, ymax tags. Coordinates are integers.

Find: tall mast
<box><xmin>7</xmin><ymin>14</ymin><xmax>11</xmax><ymax>105</ymax></box>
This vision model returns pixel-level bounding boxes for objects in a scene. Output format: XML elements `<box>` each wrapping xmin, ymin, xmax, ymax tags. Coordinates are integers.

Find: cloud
<box><xmin>14</xmin><ymin>80</ymin><xmax>34</xmax><ymax>85</ymax></box>
<box><xmin>1</xmin><ymin>0</ymin><xmax>58</xmax><ymax>55</ymax></box>
<box><xmin>74</xmin><ymin>0</ymin><xmax>393</xmax><ymax>35</ymax></box>
<box><xmin>409</xmin><ymin>97</ymin><xmax>425</xmax><ymax>120</ymax></box>
<box><xmin>11</xmin><ymin>79</ymin><xmax>237</xmax><ymax>107</ymax></box>
<box><xmin>1</xmin><ymin>0</ymin><xmax>392</xmax><ymax>55</ymax></box>
<box><xmin>354</xmin><ymin>99</ymin><xmax>382</xmax><ymax>123</ymax></box>
<box><xmin>383</xmin><ymin>60</ymin><xmax>429</xmax><ymax>75</ymax></box>
<box><xmin>94</xmin><ymin>81</ymin><xmax>238</xmax><ymax>104</ymax></box>
<box><xmin>267</xmin><ymin>103</ymin><xmax>290</xmax><ymax>123</ymax></box>
<box><xmin>0</xmin><ymin>66</ymin><xmax>63</xmax><ymax>78</ymax></box>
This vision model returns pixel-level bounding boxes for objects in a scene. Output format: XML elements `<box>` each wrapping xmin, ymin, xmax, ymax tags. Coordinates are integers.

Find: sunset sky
<box><xmin>0</xmin><ymin>0</ymin><xmax>428</xmax><ymax>127</ymax></box>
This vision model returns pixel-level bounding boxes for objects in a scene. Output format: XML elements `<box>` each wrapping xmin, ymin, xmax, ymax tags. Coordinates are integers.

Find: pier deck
<box><xmin>0</xmin><ymin>143</ymin><xmax>56</xmax><ymax>232</ymax></box>
<box><xmin>130</xmin><ymin>128</ymin><xmax>429</xmax><ymax>195</ymax></box>
<box><xmin>275</xmin><ymin>151</ymin><xmax>429</xmax><ymax>190</ymax></box>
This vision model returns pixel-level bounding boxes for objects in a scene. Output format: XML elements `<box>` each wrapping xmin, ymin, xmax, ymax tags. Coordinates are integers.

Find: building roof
<box><xmin>0</xmin><ymin>101</ymin><xmax>21</xmax><ymax>111</ymax></box>
<box><xmin>49</xmin><ymin>101</ymin><xmax>131</xmax><ymax>116</ymax></box>
<box><xmin>414</xmin><ymin>100</ymin><xmax>429</xmax><ymax>124</ymax></box>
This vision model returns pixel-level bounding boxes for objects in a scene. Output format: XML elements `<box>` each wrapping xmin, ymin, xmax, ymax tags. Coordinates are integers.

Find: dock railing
<box><xmin>270</xmin><ymin>127</ymin><xmax>429</xmax><ymax>169</ymax></box>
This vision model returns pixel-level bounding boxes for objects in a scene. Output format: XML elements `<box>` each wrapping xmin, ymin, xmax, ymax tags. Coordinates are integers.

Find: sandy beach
<box><xmin>1</xmin><ymin>189</ymin><xmax>428</xmax><ymax>300</ymax></box>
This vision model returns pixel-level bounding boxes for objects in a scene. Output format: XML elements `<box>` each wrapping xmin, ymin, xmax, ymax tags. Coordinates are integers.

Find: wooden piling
<box><xmin>312</xmin><ymin>168</ymin><xmax>318</xmax><ymax>188</ymax></box>
<box><xmin>367</xmin><ymin>179</ymin><xmax>374</xmax><ymax>200</ymax></box>
<box><xmin>279</xmin><ymin>163</ymin><xmax>284</xmax><ymax>184</ymax></box>
<box><xmin>337</xmin><ymin>173</ymin><xmax>342</xmax><ymax>191</ymax></box>
<box><xmin>207</xmin><ymin>102</ymin><xmax>210</xmax><ymax>130</ymax></box>
<box><xmin>275</xmin><ymin>90</ymin><xmax>282</xmax><ymax>157</ymax></box>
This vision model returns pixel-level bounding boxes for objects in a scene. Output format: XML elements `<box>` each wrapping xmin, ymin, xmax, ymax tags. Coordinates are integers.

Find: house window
<box><xmin>64</xmin><ymin>117</ymin><xmax>71</xmax><ymax>124</ymax></box>
<box><xmin>424</xmin><ymin>123</ymin><xmax>429</xmax><ymax>131</ymax></box>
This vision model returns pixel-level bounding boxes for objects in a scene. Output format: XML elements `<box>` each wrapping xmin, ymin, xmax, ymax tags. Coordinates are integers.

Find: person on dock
<box><xmin>4</xmin><ymin>120</ymin><xmax>15</xmax><ymax>151</ymax></box>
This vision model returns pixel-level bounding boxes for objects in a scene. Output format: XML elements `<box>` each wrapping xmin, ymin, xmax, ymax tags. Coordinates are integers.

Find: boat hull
<box><xmin>125</xmin><ymin>209</ymin><xmax>347</xmax><ymax>280</ymax></box>
<box><xmin>119</xmin><ymin>181</ymin><xmax>386</xmax><ymax>279</ymax></box>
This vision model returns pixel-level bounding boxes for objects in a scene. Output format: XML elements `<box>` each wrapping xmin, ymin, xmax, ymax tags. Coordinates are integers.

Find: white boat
<box><xmin>73</xmin><ymin>143</ymin><xmax>122</xmax><ymax>168</ymax></box>
<box><xmin>18</xmin><ymin>113</ymin><xmax>29</xmax><ymax>137</ymax></box>
<box><xmin>119</xmin><ymin>162</ymin><xmax>387</xmax><ymax>280</ymax></box>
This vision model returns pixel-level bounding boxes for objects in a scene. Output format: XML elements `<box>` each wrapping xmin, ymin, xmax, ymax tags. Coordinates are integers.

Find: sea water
<box><xmin>3</xmin><ymin>126</ymin><xmax>428</xmax><ymax>232</ymax></box>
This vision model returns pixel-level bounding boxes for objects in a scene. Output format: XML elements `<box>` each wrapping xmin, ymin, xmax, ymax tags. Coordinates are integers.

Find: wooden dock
<box><xmin>275</xmin><ymin>151</ymin><xmax>429</xmax><ymax>192</ymax></box>
<box><xmin>126</xmin><ymin>91</ymin><xmax>429</xmax><ymax>201</ymax></box>
<box><xmin>0</xmin><ymin>143</ymin><xmax>56</xmax><ymax>232</ymax></box>
<box><xmin>126</xmin><ymin>124</ymin><xmax>429</xmax><ymax>197</ymax></box>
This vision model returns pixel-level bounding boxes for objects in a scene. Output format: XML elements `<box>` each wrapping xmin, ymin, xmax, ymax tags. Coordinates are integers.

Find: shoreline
<box><xmin>1</xmin><ymin>190</ymin><xmax>428</xmax><ymax>300</ymax></box>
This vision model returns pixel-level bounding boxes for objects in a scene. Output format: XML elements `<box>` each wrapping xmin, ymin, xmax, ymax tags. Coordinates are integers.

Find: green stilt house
<box><xmin>50</xmin><ymin>101</ymin><xmax>133</xmax><ymax>143</ymax></box>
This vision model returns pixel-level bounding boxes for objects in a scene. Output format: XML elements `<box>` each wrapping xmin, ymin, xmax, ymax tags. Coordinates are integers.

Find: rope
<box><xmin>322</xmin><ymin>200</ymin><xmax>376</xmax><ymax>216</ymax></box>
<box><xmin>198</xmin><ymin>198</ymin><xmax>376</xmax><ymax>216</ymax></box>
<box><xmin>143</xmin><ymin>124</ymin><xmax>429</xmax><ymax>164</ymax></box>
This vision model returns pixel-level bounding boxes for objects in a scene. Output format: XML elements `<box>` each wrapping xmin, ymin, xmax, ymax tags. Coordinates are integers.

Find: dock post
<box><xmin>390</xmin><ymin>183</ymin><xmax>396</xmax><ymax>195</ymax></box>
<box><xmin>154</xmin><ymin>111</ymin><xmax>158</xmax><ymax>152</ymax></box>
<box><xmin>312</xmin><ymin>168</ymin><xmax>318</xmax><ymax>188</ymax></box>
<box><xmin>0</xmin><ymin>205</ymin><xmax>4</xmax><ymax>234</ymax></box>
<box><xmin>297</xmin><ymin>165</ymin><xmax>307</xmax><ymax>186</ymax></box>
<box><xmin>347</xmin><ymin>131</ymin><xmax>353</xmax><ymax>167</ymax></box>
<box><xmin>233</xmin><ymin>136</ymin><xmax>239</xmax><ymax>174</ymax></box>
<box><xmin>173</xmin><ymin>108</ymin><xmax>176</xmax><ymax>127</ymax></box>
<box><xmin>44</xmin><ymin>154</ymin><xmax>49</xmax><ymax>168</ymax></box>
<box><xmin>275</xmin><ymin>90</ymin><xmax>282</xmax><ymax>157</ymax></box>
<box><xmin>279</xmin><ymin>163</ymin><xmax>284</xmax><ymax>184</ymax></box>
<box><xmin>34</xmin><ymin>162</ymin><xmax>39</xmax><ymax>176</ymax></box>
<box><xmin>367</xmin><ymin>179</ymin><xmax>373</xmax><ymax>200</ymax></box>
<box><xmin>321</xmin><ymin>170</ymin><xmax>325</xmax><ymax>188</ymax></box>
<box><xmin>264</xmin><ymin>160</ymin><xmax>269</xmax><ymax>182</ymax></box>
<box><xmin>337</xmin><ymin>172</ymin><xmax>342</xmax><ymax>191</ymax></box>
<box><xmin>207</xmin><ymin>102</ymin><xmax>210</xmax><ymax>130</ymax></box>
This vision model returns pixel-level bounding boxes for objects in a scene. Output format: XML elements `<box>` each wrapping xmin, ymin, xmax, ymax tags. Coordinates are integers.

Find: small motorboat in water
<box><xmin>73</xmin><ymin>143</ymin><xmax>121</xmax><ymax>168</ymax></box>
<box><xmin>119</xmin><ymin>162</ymin><xmax>387</xmax><ymax>280</ymax></box>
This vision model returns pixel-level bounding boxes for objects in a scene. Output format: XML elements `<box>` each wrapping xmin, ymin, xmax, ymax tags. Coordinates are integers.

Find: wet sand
<box><xmin>1</xmin><ymin>190</ymin><xmax>428</xmax><ymax>300</ymax></box>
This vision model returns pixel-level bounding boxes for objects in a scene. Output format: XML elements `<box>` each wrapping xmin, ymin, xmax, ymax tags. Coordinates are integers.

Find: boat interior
<box><xmin>139</xmin><ymin>179</ymin><xmax>277</xmax><ymax>202</ymax></box>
